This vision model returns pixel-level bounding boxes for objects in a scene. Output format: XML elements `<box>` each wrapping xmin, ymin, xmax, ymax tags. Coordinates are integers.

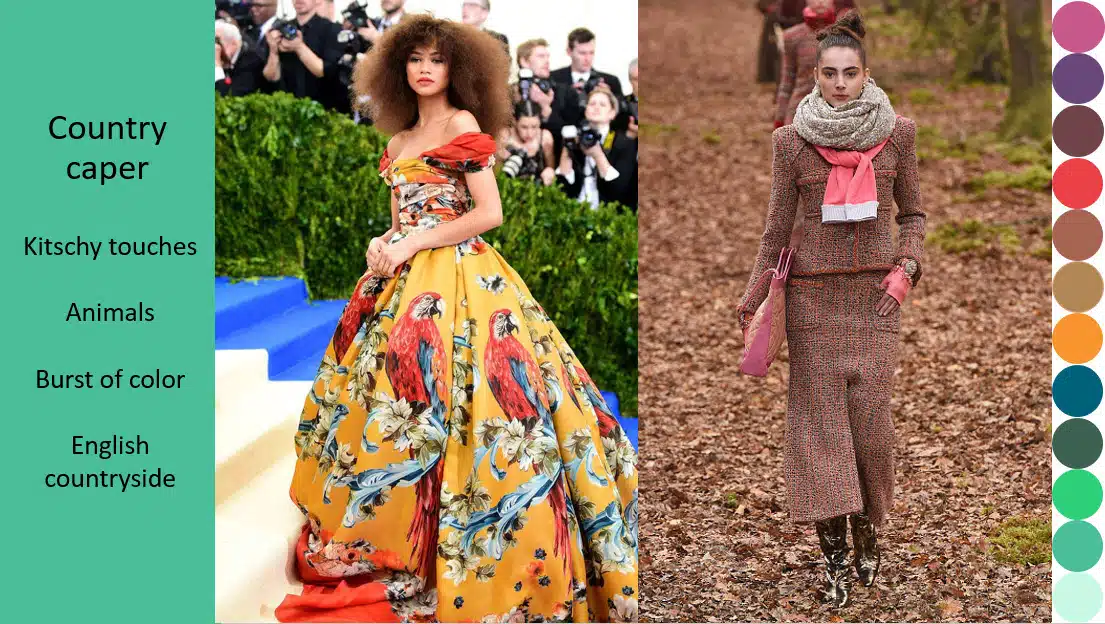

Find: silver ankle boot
<box><xmin>814</xmin><ymin>515</ymin><xmax>852</xmax><ymax>608</ymax></box>
<box><xmin>849</xmin><ymin>511</ymin><xmax>880</xmax><ymax>587</ymax></box>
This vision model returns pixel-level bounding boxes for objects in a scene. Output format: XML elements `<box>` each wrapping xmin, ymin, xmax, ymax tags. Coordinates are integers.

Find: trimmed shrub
<box><xmin>215</xmin><ymin>93</ymin><xmax>638</xmax><ymax>416</ymax></box>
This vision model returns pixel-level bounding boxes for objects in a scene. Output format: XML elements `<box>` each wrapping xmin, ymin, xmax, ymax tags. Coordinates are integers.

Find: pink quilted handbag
<box><xmin>740</xmin><ymin>247</ymin><xmax>795</xmax><ymax>377</ymax></box>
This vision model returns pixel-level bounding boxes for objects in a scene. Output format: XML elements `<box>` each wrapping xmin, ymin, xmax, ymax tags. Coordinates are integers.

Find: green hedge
<box><xmin>215</xmin><ymin>93</ymin><xmax>638</xmax><ymax>416</ymax></box>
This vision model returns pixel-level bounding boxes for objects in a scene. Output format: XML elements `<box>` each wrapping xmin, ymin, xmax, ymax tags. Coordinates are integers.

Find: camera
<box><xmin>624</xmin><ymin>95</ymin><xmax>638</xmax><ymax>122</ymax></box>
<box><xmin>575</xmin><ymin>75</ymin><xmax>604</xmax><ymax>110</ymax></box>
<box><xmin>215</xmin><ymin>0</ymin><xmax>253</xmax><ymax>23</ymax></box>
<box><xmin>561</xmin><ymin>122</ymin><xmax>602</xmax><ymax>152</ymax></box>
<box><xmin>336</xmin><ymin>30</ymin><xmax>370</xmax><ymax>87</ymax></box>
<box><xmin>517</xmin><ymin>68</ymin><xmax>553</xmax><ymax>102</ymax></box>
<box><xmin>343</xmin><ymin>0</ymin><xmax>385</xmax><ymax>30</ymax></box>
<box><xmin>501</xmin><ymin>146</ymin><xmax>527</xmax><ymax>178</ymax></box>
<box><xmin>271</xmin><ymin>17</ymin><xmax>300</xmax><ymax>40</ymax></box>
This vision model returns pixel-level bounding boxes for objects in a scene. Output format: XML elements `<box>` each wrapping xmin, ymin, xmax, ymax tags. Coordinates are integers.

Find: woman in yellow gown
<box><xmin>274</xmin><ymin>15</ymin><xmax>638</xmax><ymax>623</ymax></box>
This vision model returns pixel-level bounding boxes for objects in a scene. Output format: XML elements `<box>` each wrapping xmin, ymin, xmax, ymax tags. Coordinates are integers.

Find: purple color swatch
<box><xmin>1056</xmin><ymin>54</ymin><xmax>1105</xmax><ymax>104</ymax></box>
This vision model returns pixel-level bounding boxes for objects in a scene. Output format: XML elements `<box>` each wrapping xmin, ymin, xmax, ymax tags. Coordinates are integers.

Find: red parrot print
<box><xmin>573</xmin><ymin>364</ymin><xmax>619</xmax><ymax>438</ymax></box>
<box><xmin>385</xmin><ymin>291</ymin><xmax>448</xmax><ymax>579</ymax></box>
<box><xmin>484</xmin><ymin>309</ymin><xmax>571</xmax><ymax>568</ymax></box>
<box><xmin>332</xmin><ymin>273</ymin><xmax>382</xmax><ymax>361</ymax></box>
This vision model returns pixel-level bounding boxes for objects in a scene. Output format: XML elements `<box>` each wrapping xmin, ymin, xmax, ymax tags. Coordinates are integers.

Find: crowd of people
<box><xmin>215</xmin><ymin>0</ymin><xmax>638</xmax><ymax>211</ymax></box>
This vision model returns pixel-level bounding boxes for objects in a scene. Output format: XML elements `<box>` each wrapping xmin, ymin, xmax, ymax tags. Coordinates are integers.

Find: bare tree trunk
<box><xmin>1001</xmin><ymin>0</ymin><xmax>1050</xmax><ymax>139</ymax></box>
<box><xmin>963</xmin><ymin>0</ymin><xmax>1006</xmax><ymax>83</ymax></box>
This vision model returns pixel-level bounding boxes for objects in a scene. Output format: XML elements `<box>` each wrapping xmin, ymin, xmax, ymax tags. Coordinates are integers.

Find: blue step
<box><xmin>217</xmin><ymin>300</ymin><xmax>347</xmax><ymax>378</ymax></box>
<box><xmin>272</xmin><ymin>347</ymin><xmax>328</xmax><ymax>382</ymax></box>
<box><xmin>617</xmin><ymin>415</ymin><xmax>638</xmax><ymax>452</ymax></box>
<box><xmin>215</xmin><ymin>277</ymin><xmax>308</xmax><ymax>340</ymax></box>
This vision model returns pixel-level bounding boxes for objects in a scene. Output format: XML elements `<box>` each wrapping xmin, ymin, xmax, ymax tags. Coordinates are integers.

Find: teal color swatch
<box><xmin>1055</xmin><ymin>520</ymin><xmax>1104</xmax><ymax>572</ymax></box>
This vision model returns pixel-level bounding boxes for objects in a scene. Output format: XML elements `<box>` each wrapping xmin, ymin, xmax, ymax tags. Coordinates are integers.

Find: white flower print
<box><xmin>476</xmin><ymin>274</ymin><xmax>507</xmax><ymax>295</ymax></box>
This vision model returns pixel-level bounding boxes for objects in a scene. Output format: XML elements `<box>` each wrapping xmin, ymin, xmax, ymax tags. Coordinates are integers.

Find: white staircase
<box><xmin>215</xmin><ymin>349</ymin><xmax>311</xmax><ymax>623</ymax></box>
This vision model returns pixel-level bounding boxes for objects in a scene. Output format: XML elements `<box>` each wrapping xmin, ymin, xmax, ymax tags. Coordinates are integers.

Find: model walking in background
<box><xmin>773</xmin><ymin>0</ymin><xmax>839</xmax><ymax>128</ymax></box>
<box><xmin>737</xmin><ymin>10</ymin><xmax>926</xmax><ymax>608</ymax></box>
<box><xmin>274</xmin><ymin>15</ymin><xmax>638</xmax><ymax>623</ymax></box>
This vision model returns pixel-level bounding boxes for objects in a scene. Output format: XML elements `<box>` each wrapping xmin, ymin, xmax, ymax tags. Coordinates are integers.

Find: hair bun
<box><xmin>833</xmin><ymin>9</ymin><xmax>866</xmax><ymax>41</ymax></box>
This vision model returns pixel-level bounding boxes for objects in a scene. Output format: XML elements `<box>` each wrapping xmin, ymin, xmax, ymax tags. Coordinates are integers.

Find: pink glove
<box><xmin>879</xmin><ymin>265</ymin><xmax>912</xmax><ymax>305</ymax></box>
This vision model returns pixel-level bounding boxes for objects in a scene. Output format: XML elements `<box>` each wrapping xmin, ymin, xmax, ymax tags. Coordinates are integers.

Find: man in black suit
<box><xmin>261</xmin><ymin>0</ymin><xmax>344</xmax><ymax>110</ymax></box>
<box><xmin>216</xmin><ymin>20</ymin><xmax>266</xmax><ymax>96</ymax></box>
<box><xmin>549</xmin><ymin>28</ymin><xmax>624</xmax><ymax>129</ymax></box>
<box><xmin>461</xmin><ymin>1</ymin><xmax>509</xmax><ymax>53</ymax></box>
<box><xmin>248</xmin><ymin>1</ymin><xmax>279</xmax><ymax>46</ymax></box>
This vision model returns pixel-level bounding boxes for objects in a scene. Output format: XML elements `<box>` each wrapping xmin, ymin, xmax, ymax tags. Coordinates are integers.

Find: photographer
<box><xmin>261</xmin><ymin>0</ymin><xmax>343</xmax><ymax>109</ymax></box>
<box><xmin>216</xmin><ymin>20</ymin><xmax>265</xmax><ymax>96</ymax></box>
<box><xmin>556</xmin><ymin>86</ymin><xmax>637</xmax><ymax>211</ymax></box>
<box><xmin>498</xmin><ymin>101</ymin><xmax>556</xmax><ymax>186</ymax></box>
<box><xmin>513</xmin><ymin>40</ymin><xmax>556</xmax><ymax>114</ymax></box>
<box><xmin>249</xmin><ymin>1</ymin><xmax>279</xmax><ymax>44</ymax></box>
<box><xmin>549</xmin><ymin>28</ymin><xmax>624</xmax><ymax>129</ymax></box>
<box><xmin>216</xmin><ymin>0</ymin><xmax>258</xmax><ymax>41</ymax></box>
<box><xmin>343</xmin><ymin>0</ymin><xmax>407</xmax><ymax>122</ymax></box>
<box><xmin>618</xmin><ymin>57</ymin><xmax>639</xmax><ymax>137</ymax></box>
<box><xmin>348</xmin><ymin>0</ymin><xmax>405</xmax><ymax>46</ymax></box>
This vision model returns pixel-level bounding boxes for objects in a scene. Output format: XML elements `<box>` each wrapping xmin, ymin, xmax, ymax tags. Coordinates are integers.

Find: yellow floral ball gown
<box><xmin>274</xmin><ymin>132</ymin><xmax>639</xmax><ymax>623</ymax></box>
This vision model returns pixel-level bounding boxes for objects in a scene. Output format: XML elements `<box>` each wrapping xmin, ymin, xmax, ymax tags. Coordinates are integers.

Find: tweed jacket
<box><xmin>737</xmin><ymin>117</ymin><xmax>927</xmax><ymax>327</ymax></box>
<box><xmin>774</xmin><ymin>23</ymin><xmax>818</xmax><ymax>126</ymax></box>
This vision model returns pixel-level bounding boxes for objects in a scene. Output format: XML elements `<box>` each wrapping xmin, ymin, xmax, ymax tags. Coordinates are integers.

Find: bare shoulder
<box><xmin>386</xmin><ymin>129</ymin><xmax>408</xmax><ymax>156</ymax></box>
<box><xmin>446</xmin><ymin>109</ymin><xmax>482</xmax><ymax>138</ymax></box>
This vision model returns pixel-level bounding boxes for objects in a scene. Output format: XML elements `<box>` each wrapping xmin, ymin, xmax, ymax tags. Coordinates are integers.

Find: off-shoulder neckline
<box><xmin>385</xmin><ymin>131</ymin><xmax>495</xmax><ymax>163</ymax></box>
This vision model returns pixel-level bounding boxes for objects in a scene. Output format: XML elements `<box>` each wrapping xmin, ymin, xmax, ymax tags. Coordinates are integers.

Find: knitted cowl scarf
<box><xmin>792</xmin><ymin>77</ymin><xmax>896</xmax><ymax>150</ymax></box>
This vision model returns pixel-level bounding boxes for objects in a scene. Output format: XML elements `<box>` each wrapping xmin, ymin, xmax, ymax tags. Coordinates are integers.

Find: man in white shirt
<box><xmin>556</xmin><ymin>86</ymin><xmax>637</xmax><ymax>211</ymax></box>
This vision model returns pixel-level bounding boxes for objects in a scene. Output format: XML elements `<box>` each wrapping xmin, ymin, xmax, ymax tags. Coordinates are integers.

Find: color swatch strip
<box><xmin>1054</xmin><ymin>2</ymin><xmax>1105</xmax><ymax>622</ymax></box>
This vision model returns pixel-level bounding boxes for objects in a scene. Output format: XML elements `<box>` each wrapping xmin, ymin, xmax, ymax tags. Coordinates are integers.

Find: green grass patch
<box><xmin>1029</xmin><ymin>246</ymin><xmax>1051</xmax><ymax>260</ymax></box>
<box><xmin>916</xmin><ymin>125</ymin><xmax>982</xmax><ymax>163</ymax></box>
<box><xmin>702</xmin><ymin>129</ymin><xmax>722</xmax><ymax>145</ymax></box>
<box><xmin>639</xmin><ymin>122</ymin><xmax>679</xmax><ymax>140</ymax></box>
<box><xmin>723</xmin><ymin>493</ymin><xmax>739</xmax><ymax>509</ymax></box>
<box><xmin>987</xmin><ymin>515</ymin><xmax>1051</xmax><ymax>566</ymax></box>
<box><xmin>907</xmin><ymin>88</ymin><xmax>937</xmax><ymax>105</ymax></box>
<box><xmin>968</xmin><ymin>166</ymin><xmax>1051</xmax><ymax>193</ymax></box>
<box><xmin>931</xmin><ymin>219</ymin><xmax>1022</xmax><ymax>255</ymax></box>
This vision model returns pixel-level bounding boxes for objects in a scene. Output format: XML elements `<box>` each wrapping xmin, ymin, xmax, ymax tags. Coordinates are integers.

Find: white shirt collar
<box><xmin>571</xmin><ymin>70</ymin><xmax>591</xmax><ymax>83</ymax></box>
<box><xmin>258</xmin><ymin>15</ymin><xmax>277</xmax><ymax>40</ymax></box>
<box><xmin>381</xmin><ymin>10</ymin><xmax>404</xmax><ymax>28</ymax></box>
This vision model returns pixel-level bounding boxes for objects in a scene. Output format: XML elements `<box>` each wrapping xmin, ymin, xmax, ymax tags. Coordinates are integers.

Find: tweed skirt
<box><xmin>782</xmin><ymin>270</ymin><xmax>901</xmax><ymax>528</ymax></box>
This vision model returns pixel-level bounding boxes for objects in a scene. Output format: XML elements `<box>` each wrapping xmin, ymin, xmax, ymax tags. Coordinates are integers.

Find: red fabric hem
<box><xmin>274</xmin><ymin>523</ymin><xmax>402</xmax><ymax>623</ymax></box>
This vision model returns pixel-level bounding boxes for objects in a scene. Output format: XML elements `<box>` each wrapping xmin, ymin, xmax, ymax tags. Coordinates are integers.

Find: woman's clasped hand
<box><xmin>365</xmin><ymin>236</ymin><xmax>417</xmax><ymax>277</ymax></box>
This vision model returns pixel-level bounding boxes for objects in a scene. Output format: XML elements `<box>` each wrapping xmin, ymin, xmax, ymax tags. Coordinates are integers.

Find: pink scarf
<box><xmin>814</xmin><ymin>137</ymin><xmax>890</xmax><ymax>223</ymax></box>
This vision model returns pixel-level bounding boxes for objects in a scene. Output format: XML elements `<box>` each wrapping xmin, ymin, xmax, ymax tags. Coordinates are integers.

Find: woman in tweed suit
<box><xmin>737</xmin><ymin>10</ymin><xmax>926</xmax><ymax>608</ymax></box>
